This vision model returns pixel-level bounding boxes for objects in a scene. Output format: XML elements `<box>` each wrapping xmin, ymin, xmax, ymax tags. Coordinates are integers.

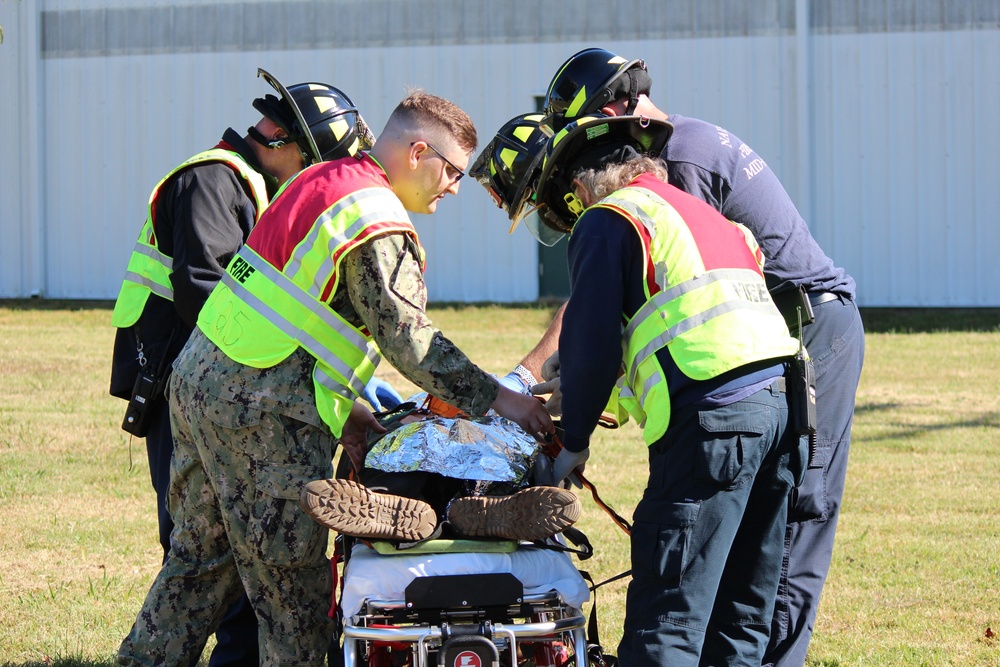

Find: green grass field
<box><xmin>1</xmin><ymin>302</ymin><xmax>998</xmax><ymax>666</ymax></box>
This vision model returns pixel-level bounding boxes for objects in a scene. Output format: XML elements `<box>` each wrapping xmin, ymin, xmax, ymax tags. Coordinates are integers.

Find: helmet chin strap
<box><xmin>249</xmin><ymin>125</ymin><xmax>312</xmax><ymax>168</ymax></box>
<box><xmin>248</xmin><ymin>125</ymin><xmax>290</xmax><ymax>150</ymax></box>
<box><xmin>624</xmin><ymin>69</ymin><xmax>641</xmax><ymax>115</ymax></box>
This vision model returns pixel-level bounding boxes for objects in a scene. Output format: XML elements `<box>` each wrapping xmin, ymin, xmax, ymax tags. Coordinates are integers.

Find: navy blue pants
<box><xmin>618</xmin><ymin>382</ymin><xmax>804</xmax><ymax>666</ymax></box>
<box><xmin>763</xmin><ymin>297</ymin><xmax>865</xmax><ymax>667</ymax></box>
<box><xmin>146</xmin><ymin>400</ymin><xmax>260</xmax><ymax>667</ymax></box>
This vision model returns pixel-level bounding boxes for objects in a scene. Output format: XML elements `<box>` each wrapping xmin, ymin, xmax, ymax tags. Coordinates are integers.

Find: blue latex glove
<box><xmin>497</xmin><ymin>371</ymin><xmax>531</xmax><ymax>395</ymax></box>
<box><xmin>361</xmin><ymin>377</ymin><xmax>403</xmax><ymax>412</ymax></box>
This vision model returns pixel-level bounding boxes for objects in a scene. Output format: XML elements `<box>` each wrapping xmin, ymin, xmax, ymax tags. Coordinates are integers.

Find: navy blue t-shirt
<box><xmin>665</xmin><ymin>115</ymin><xmax>855</xmax><ymax>298</ymax></box>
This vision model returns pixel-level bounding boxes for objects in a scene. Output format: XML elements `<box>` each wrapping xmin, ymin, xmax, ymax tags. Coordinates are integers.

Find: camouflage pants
<box><xmin>118</xmin><ymin>373</ymin><xmax>334</xmax><ymax>667</ymax></box>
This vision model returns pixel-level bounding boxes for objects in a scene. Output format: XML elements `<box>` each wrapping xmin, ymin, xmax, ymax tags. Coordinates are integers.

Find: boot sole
<box><xmin>300</xmin><ymin>478</ymin><xmax>437</xmax><ymax>542</ymax></box>
<box><xmin>448</xmin><ymin>486</ymin><xmax>581</xmax><ymax>541</ymax></box>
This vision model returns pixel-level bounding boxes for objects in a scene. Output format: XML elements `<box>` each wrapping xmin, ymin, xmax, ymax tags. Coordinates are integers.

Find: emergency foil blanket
<box><xmin>365</xmin><ymin>414</ymin><xmax>539</xmax><ymax>483</ymax></box>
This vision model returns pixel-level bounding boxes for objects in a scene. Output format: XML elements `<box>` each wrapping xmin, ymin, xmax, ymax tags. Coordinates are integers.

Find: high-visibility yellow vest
<box><xmin>590</xmin><ymin>174</ymin><xmax>799</xmax><ymax>445</ymax></box>
<box><xmin>197</xmin><ymin>156</ymin><xmax>425</xmax><ymax>437</ymax></box>
<box><xmin>110</xmin><ymin>148</ymin><xmax>268</xmax><ymax>328</ymax></box>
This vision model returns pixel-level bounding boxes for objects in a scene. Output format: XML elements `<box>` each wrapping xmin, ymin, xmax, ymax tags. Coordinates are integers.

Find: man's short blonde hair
<box><xmin>386</xmin><ymin>91</ymin><xmax>478</xmax><ymax>152</ymax></box>
<box><xmin>574</xmin><ymin>156</ymin><xmax>669</xmax><ymax>202</ymax></box>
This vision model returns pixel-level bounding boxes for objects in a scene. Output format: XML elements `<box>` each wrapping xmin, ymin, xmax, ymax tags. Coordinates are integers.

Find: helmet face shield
<box><xmin>520</xmin><ymin>208</ymin><xmax>570</xmax><ymax>247</ymax></box>
<box><xmin>509</xmin><ymin>185</ymin><xmax>572</xmax><ymax>247</ymax></box>
<box><xmin>470</xmin><ymin>134</ymin><xmax>510</xmax><ymax>211</ymax></box>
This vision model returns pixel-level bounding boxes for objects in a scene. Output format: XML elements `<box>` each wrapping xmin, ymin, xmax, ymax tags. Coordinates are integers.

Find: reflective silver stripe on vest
<box><xmin>314</xmin><ymin>363</ymin><xmax>361</xmax><ymax>402</ymax></box>
<box><xmin>286</xmin><ymin>188</ymin><xmax>409</xmax><ymax>294</ymax></box>
<box><xmin>221</xmin><ymin>257</ymin><xmax>376</xmax><ymax>397</ymax></box>
<box><xmin>637</xmin><ymin>369</ymin><xmax>661</xmax><ymax>412</ymax></box>
<box><xmin>123</xmin><ymin>242</ymin><xmax>175</xmax><ymax>299</ymax></box>
<box><xmin>600</xmin><ymin>193</ymin><xmax>659</xmax><ymax>235</ymax></box>
<box><xmin>625</xmin><ymin>297</ymin><xmax>779</xmax><ymax>389</ymax></box>
<box><xmin>134</xmin><ymin>241</ymin><xmax>172</xmax><ymax>266</ymax></box>
<box><xmin>123</xmin><ymin>270</ymin><xmax>173</xmax><ymax>301</ymax></box>
<box><xmin>624</xmin><ymin>268</ymin><xmax>763</xmax><ymax>342</ymax></box>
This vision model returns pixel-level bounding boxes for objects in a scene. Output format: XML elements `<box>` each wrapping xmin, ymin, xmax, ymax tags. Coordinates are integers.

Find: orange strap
<box><xmin>423</xmin><ymin>394</ymin><xmax>468</xmax><ymax>419</ymax></box>
<box><xmin>542</xmin><ymin>430</ymin><xmax>632</xmax><ymax>537</ymax></box>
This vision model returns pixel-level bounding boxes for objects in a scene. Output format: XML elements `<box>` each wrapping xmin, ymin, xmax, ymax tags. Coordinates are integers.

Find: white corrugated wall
<box><xmin>2</xmin><ymin>0</ymin><xmax>998</xmax><ymax>306</ymax></box>
<box><xmin>811</xmin><ymin>27</ymin><xmax>1000</xmax><ymax>306</ymax></box>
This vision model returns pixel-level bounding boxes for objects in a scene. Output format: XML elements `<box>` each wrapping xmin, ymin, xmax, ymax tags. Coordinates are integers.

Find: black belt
<box><xmin>808</xmin><ymin>291</ymin><xmax>841</xmax><ymax>307</ymax></box>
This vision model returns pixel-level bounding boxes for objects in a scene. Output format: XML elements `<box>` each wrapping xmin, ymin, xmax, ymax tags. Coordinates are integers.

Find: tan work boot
<box><xmin>300</xmin><ymin>478</ymin><xmax>437</xmax><ymax>542</ymax></box>
<box><xmin>447</xmin><ymin>486</ymin><xmax>581</xmax><ymax>541</ymax></box>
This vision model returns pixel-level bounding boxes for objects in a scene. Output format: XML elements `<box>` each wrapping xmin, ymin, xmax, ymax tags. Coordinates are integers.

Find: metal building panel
<box><xmin>33</xmin><ymin>41</ymin><xmax>544</xmax><ymax>302</ymax></box>
<box><xmin>971</xmin><ymin>30</ymin><xmax>1000</xmax><ymax>306</ymax></box>
<box><xmin>0</xmin><ymin>1</ymin><xmax>43</xmax><ymax>298</ymax></box>
<box><xmin>368</xmin><ymin>43</ymin><xmax>541</xmax><ymax>303</ymax></box>
<box><xmin>811</xmin><ymin>27</ymin><xmax>1000</xmax><ymax>306</ymax></box>
<box><xmin>5</xmin><ymin>0</ymin><xmax>999</xmax><ymax>305</ymax></box>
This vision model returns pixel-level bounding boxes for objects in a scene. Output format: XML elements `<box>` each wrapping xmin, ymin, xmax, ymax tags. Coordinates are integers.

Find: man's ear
<box><xmin>407</xmin><ymin>140</ymin><xmax>426</xmax><ymax>171</ymax></box>
<box><xmin>572</xmin><ymin>177</ymin><xmax>594</xmax><ymax>208</ymax></box>
<box><xmin>600</xmin><ymin>97</ymin><xmax>635</xmax><ymax>117</ymax></box>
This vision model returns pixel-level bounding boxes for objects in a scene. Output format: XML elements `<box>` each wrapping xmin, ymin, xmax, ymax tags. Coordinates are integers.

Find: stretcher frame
<box><xmin>342</xmin><ymin>579</ymin><xmax>589</xmax><ymax>666</ymax></box>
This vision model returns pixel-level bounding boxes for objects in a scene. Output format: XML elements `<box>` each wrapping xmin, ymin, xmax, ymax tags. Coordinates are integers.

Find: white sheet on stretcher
<box><xmin>341</xmin><ymin>543</ymin><xmax>591</xmax><ymax>618</ymax></box>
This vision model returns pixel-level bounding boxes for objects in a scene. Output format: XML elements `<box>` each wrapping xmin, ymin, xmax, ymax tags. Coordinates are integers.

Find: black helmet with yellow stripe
<box><xmin>470</xmin><ymin>112</ymin><xmax>552</xmax><ymax>219</ymax></box>
<box><xmin>513</xmin><ymin>114</ymin><xmax>673</xmax><ymax>241</ymax></box>
<box><xmin>253</xmin><ymin>68</ymin><xmax>375</xmax><ymax>165</ymax></box>
<box><xmin>543</xmin><ymin>47</ymin><xmax>651</xmax><ymax>132</ymax></box>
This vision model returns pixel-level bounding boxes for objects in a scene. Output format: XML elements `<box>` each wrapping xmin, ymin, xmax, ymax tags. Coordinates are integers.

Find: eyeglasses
<box><xmin>412</xmin><ymin>141</ymin><xmax>466</xmax><ymax>183</ymax></box>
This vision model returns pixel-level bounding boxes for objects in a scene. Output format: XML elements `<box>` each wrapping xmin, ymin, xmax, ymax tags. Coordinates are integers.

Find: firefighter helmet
<box><xmin>470</xmin><ymin>112</ymin><xmax>552</xmax><ymax>219</ymax></box>
<box><xmin>514</xmin><ymin>114</ymin><xmax>673</xmax><ymax>238</ymax></box>
<box><xmin>254</xmin><ymin>68</ymin><xmax>375</xmax><ymax>164</ymax></box>
<box><xmin>543</xmin><ymin>47</ymin><xmax>650</xmax><ymax>131</ymax></box>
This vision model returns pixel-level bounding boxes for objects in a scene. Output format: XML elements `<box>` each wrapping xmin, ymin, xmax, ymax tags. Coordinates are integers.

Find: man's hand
<box><xmin>541</xmin><ymin>350</ymin><xmax>560</xmax><ymax>381</ymax></box>
<box><xmin>546</xmin><ymin>447</ymin><xmax>590</xmax><ymax>488</ymax></box>
<box><xmin>530</xmin><ymin>377</ymin><xmax>562</xmax><ymax>417</ymax></box>
<box><xmin>532</xmin><ymin>350</ymin><xmax>563</xmax><ymax>416</ymax></box>
<box><xmin>340</xmin><ymin>401</ymin><xmax>386</xmax><ymax>472</ymax></box>
<box><xmin>361</xmin><ymin>376</ymin><xmax>403</xmax><ymax>412</ymax></box>
<box><xmin>491</xmin><ymin>385</ymin><xmax>553</xmax><ymax>438</ymax></box>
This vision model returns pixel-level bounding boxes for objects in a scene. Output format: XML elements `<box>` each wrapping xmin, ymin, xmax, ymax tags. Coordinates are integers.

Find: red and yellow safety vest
<box><xmin>197</xmin><ymin>155</ymin><xmax>425</xmax><ymax>436</ymax></box>
<box><xmin>110</xmin><ymin>148</ymin><xmax>268</xmax><ymax>328</ymax></box>
<box><xmin>591</xmin><ymin>173</ymin><xmax>799</xmax><ymax>444</ymax></box>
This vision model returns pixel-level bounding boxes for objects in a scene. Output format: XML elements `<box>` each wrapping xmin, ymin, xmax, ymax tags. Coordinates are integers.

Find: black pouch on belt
<box><xmin>788</xmin><ymin>348</ymin><xmax>821</xmax><ymax>468</ymax></box>
<box><xmin>121</xmin><ymin>369</ymin><xmax>168</xmax><ymax>437</ymax></box>
<box><xmin>773</xmin><ymin>285</ymin><xmax>816</xmax><ymax>332</ymax></box>
<box><xmin>121</xmin><ymin>326</ymin><xmax>175</xmax><ymax>437</ymax></box>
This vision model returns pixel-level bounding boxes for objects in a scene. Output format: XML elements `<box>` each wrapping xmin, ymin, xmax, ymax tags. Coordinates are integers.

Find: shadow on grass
<box><xmin>860</xmin><ymin>308</ymin><xmax>1000</xmax><ymax>333</ymax></box>
<box><xmin>3</xmin><ymin>301</ymin><xmax>999</xmax><ymax>333</ymax></box>
<box><xmin>0</xmin><ymin>298</ymin><xmax>115</xmax><ymax>311</ymax></box>
<box><xmin>853</xmin><ymin>400</ymin><xmax>999</xmax><ymax>444</ymax></box>
<box><xmin>855</xmin><ymin>402</ymin><xmax>901</xmax><ymax>415</ymax></box>
<box><xmin>0</xmin><ymin>659</ymin><xmax>213</xmax><ymax>667</ymax></box>
<box><xmin>0</xmin><ymin>660</ymin><xmax>117</xmax><ymax>667</ymax></box>
<box><xmin>0</xmin><ymin>298</ymin><xmax>564</xmax><ymax>313</ymax></box>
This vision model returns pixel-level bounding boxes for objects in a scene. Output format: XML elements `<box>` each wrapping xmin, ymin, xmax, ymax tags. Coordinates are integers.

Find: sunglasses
<box><xmin>412</xmin><ymin>141</ymin><xmax>466</xmax><ymax>183</ymax></box>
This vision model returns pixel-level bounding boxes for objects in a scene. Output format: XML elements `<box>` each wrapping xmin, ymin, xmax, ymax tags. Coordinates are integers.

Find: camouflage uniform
<box><xmin>118</xmin><ymin>233</ymin><xmax>499</xmax><ymax>667</ymax></box>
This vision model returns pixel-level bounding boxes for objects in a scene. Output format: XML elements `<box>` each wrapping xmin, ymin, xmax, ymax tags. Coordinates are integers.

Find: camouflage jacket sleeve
<box><xmin>341</xmin><ymin>232</ymin><xmax>499</xmax><ymax>416</ymax></box>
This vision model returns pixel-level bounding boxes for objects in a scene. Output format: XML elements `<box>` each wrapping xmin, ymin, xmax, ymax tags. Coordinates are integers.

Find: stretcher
<box><xmin>339</xmin><ymin>539</ymin><xmax>592</xmax><ymax>667</ymax></box>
